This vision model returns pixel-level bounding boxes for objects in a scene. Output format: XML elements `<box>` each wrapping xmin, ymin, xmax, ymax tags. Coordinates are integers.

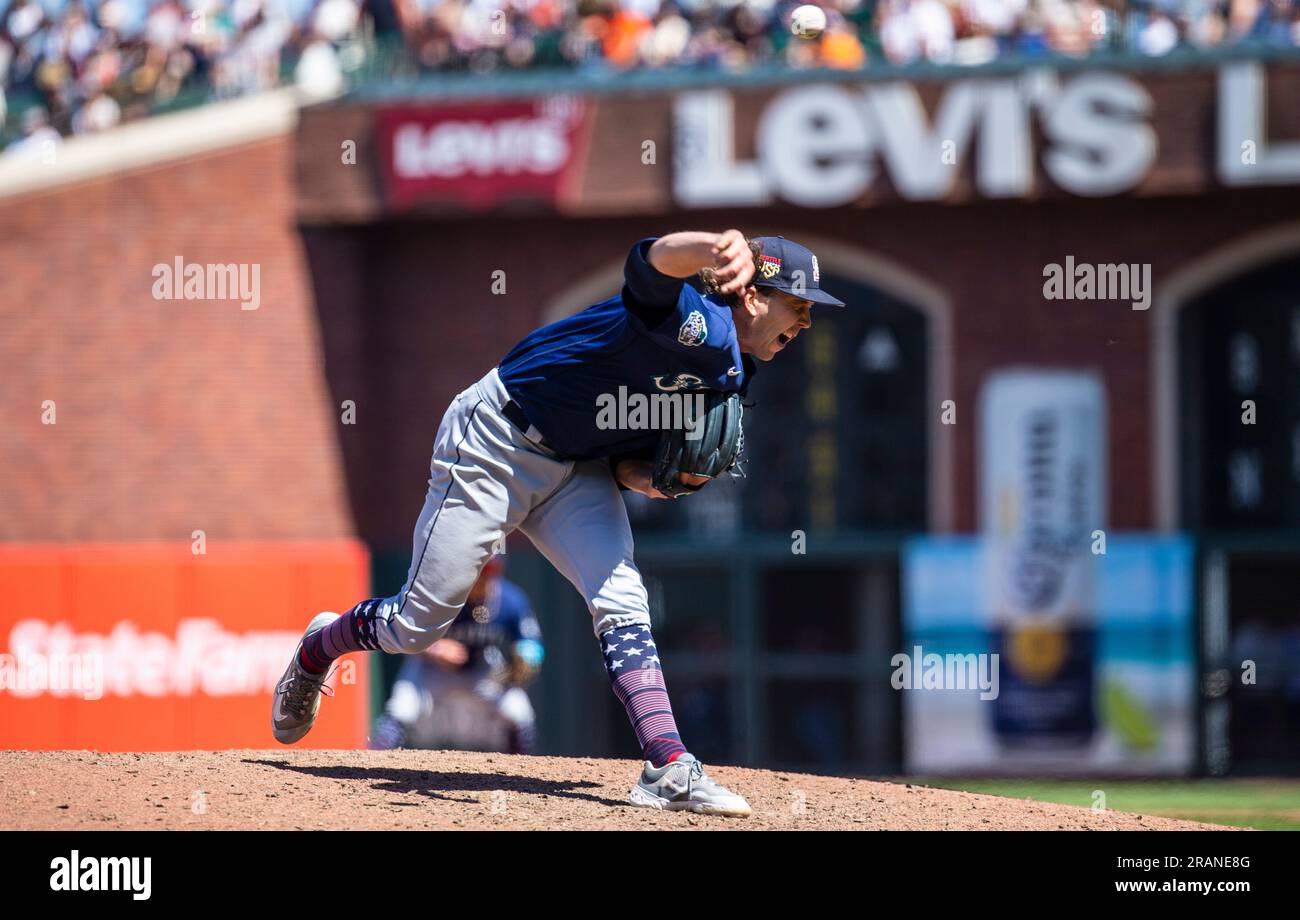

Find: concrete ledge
<box><xmin>0</xmin><ymin>87</ymin><xmax>310</xmax><ymax>200</ymax></box>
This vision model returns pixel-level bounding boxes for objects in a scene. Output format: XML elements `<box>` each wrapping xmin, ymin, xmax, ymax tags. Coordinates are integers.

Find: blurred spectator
<box><xmin>880</xmin><ymin>0</ymin><xmax>955</xmax><ymax>64</ymax></box>
<box><xmin>5</xmin><ymin>102</ymin><xmax>61</xmax><ymax>157</ymax></box>
<box><xmin>1138</xmin><ymin>8</ymin><xmax>1179</xmax><ymax>54</ymax></box>
<box><xmin>370</xmin><ymin>556</ymin><xmax>545</xmax><ymax>754</ymax></box>
<box><xmin>4</xmin><ymin>0</ymin><xmax>1300</xmax><ymax>151</ymax></box>
<box><xmin>819</xmin><ymin>9</ymin><xmax>867</xmax><ymax>66</ymax></box>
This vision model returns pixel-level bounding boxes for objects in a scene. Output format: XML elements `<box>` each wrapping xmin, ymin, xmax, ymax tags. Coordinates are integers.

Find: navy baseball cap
<box><xmin>751</xmin><ymin>237</ymin><xmax>845</xmax><ymax>307</ymax></box>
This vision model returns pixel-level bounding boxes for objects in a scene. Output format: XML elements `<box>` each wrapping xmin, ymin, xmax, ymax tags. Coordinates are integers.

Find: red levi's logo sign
<box><xmin>377</xmin><ymin>97</ymin><xmax>591</xmax><ymax>212</ymax></box>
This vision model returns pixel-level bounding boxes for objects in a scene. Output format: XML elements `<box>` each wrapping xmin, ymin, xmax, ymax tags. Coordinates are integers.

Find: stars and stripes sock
<box><xmin>298</xmin><ymin>599</ymin><xmax>385</xmax><ymax>674</ymax></box>
<box><xmin>600</xmin><ymin>623</ymin><xmax>687</xmax><ymax>767</ymax></box>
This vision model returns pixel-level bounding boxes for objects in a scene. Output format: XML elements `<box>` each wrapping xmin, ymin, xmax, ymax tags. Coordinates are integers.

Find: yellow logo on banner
<box><xmin>1007</xmin><ymin>623</ymin><xmax>1068</xmax><ymax>682</ymax></box>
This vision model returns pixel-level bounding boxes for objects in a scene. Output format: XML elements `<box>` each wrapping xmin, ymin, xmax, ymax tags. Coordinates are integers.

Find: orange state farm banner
<box><xmin>0</xmin><ymin>541</ymin><xmax>371</xmax><ymax>751</ymax></box>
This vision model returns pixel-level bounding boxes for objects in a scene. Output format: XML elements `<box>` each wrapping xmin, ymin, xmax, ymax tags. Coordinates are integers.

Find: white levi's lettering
<box><xmin>396</xmin><ymin>118</ymin><xmax>569</xmax><ymax>179</ymax></box>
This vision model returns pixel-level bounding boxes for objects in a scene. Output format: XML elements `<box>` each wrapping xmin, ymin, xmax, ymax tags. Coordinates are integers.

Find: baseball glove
<box><xmin>651</xmin><ymin>389</ymin><xmax>745</xmax><ymax>498</ymax></box>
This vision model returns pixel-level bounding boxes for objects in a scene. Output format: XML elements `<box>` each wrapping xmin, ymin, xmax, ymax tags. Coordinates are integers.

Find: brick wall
<box><xmin>0</xmin><ymin>135</ymin><xmax>355</xmax><ymax>540</ymax></box>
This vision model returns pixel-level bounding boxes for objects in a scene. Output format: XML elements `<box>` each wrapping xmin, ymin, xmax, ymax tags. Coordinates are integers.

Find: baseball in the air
<box><xmin>790</xmin><ymin>4</ymin><xmax>827</xmax><ymax>39</ymax></box>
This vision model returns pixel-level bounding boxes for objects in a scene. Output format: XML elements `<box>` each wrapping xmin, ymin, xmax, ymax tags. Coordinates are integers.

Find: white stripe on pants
<box><xmin>373</xmin><ymin>367</ymin><xmax>652</xmax><ymax>655</ymax></box>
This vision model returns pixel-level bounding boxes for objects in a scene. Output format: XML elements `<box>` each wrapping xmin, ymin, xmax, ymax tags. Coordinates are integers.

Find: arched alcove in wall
<box><xmin>1152</xmin><ymin>221</ymin><xmax>1300</xmax><ymax>774</ymax></box>
<box><xmin>1152</xmin><ymin>221</ymin><xmax>1300</xmax><ymax>530</ymax></box>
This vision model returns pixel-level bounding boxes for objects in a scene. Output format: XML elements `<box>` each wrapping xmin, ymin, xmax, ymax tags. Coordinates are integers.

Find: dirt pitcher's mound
<box><xmin>1</xmin><ymin>750</ymin><xmax>1225</xmax><ymax>830</ymax></box>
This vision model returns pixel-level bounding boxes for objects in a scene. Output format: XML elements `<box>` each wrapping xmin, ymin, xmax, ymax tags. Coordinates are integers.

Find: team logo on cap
<box><xmin>811</xmin><ymin>255</ymin><xmax>820</xmax><ymax>284</ymax></box>
<box><xmin>678</xmin><ymin>310</ymin><xmax>708</xmax><ymax>347</ymax></box>
<box><xmin>759</xmin><ymin>255</ymin><xmax>783</xmax><ymax>280</ymax></box>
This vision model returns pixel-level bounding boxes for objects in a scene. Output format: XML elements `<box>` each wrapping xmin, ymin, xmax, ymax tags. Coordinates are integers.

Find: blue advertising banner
<box><xmin>902</xmin><ymin>535</ymin><xmax>1196</xmax><ymax>775</ymax></box>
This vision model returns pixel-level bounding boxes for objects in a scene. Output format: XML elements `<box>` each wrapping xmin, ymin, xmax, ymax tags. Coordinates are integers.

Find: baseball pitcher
<box><xmin>272</xmin><ymin>230</ymin><xmax>845</xmax><ymax>817</ymax></box>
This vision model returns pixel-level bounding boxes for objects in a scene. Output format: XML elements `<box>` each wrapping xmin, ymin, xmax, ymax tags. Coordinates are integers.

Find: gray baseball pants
<box><xmin>369</xmin><ymin>367</ymin><xmax>652</xmax><ymax>655</ymax></box>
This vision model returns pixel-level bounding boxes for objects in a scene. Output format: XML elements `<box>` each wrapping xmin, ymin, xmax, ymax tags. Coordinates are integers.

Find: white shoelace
<box><xmin>278</xmin><ymin>665</ymin><xmax>335</xmax><ymax>717</ymax></box>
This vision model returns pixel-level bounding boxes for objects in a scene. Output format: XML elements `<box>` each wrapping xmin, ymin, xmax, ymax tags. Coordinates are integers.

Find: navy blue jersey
<box><xmin>498</xmin><ymin>238</ymin><xmax>756</xmax><ymax>461</ymax></box>
<box><xmin>442</xmin><ymin>578</ymin><xmax>542</xmax><ymax>672</ymax></box>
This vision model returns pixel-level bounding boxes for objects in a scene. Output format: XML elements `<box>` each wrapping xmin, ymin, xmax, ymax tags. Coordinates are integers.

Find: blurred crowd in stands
<box><xmin>3</xmin><ymin>0</ymin><xmax>1299</xmax><ymax>151</ymax></box>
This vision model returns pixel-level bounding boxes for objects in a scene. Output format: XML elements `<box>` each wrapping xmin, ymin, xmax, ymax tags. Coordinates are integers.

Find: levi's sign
<box><xmin>377</xmin><ymin>96</ymin><xmax>589</xmax><ymax>211</ymax></box>
<box><xmin>673</xmin><ymin>62</ymin><xmax>1300</xmax><ymax>207</ymax></box>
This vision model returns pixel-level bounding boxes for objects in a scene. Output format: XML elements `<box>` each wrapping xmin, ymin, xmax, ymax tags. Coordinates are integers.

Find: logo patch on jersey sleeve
<box><xmin>677</xmin><ymin>310</ymin><xmax>708</xmax><ymax>347</ymax></box>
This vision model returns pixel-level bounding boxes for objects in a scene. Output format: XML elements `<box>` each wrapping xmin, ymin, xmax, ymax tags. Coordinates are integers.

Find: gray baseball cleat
<box><xmin>271</xmin><ymin>612</ymin><xmax>340</xmax><ymax>744</ymax></box>
<box><xmin>628</xmin><ymin>753</ymin><xmax>752</xmax><ymax>817</ymax></box>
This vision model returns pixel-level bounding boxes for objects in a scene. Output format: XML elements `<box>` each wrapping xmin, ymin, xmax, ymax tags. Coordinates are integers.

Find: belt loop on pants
<box><xmin>501</xmin><ymin>400</ymin><xmax>559</xmax><ymax>457</ymax></box>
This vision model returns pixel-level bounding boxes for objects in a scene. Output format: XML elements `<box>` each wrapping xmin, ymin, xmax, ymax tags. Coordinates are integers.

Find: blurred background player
<box><xmin>370</xmin><ymin>556</ymin><xmax>544</xmax><ymax>754</ymax></box>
